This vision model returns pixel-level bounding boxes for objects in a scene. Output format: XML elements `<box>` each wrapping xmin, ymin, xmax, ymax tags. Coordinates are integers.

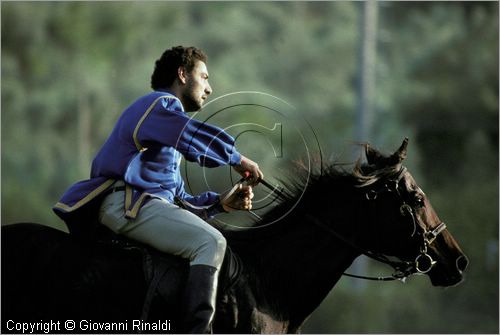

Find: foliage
<box><xmin>1</xmin><ymin>1</ymin><xmax>497</xmax><ymax>333</ymax></box>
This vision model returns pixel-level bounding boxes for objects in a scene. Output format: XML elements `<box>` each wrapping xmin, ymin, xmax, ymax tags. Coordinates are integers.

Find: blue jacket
<box><xmin>53</xmin><ymin>91</ymin><xmax>241</xmax><ymax>221</ymax></box>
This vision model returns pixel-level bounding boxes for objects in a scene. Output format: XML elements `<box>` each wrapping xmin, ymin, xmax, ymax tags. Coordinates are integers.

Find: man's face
<box><xmin>181</xmin><ymin>60</ymin><xmax>212</xmax><ymax>112</ymax></box>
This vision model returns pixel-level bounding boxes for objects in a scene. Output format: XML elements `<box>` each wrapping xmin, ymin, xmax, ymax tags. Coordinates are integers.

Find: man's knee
<box><xmin>209</xmin><ymin>231</ymin><xmax>227</xmax><ymax>254</ymax></box>
<box><xmin>191</xmin><ymin>230</ymin><xmax>227</xmax><ymax>268</ymax></box>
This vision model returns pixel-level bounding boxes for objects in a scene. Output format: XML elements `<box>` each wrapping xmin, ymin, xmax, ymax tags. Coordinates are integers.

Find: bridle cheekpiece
<box><xmin>310</xmin><ymin>166</ymin><xmax>448</xmax><ymax>282</ymax></box>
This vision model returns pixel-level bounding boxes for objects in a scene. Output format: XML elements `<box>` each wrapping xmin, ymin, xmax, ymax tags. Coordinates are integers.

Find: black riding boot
<box><xmin>181</xmin><ymin>264</ymin><xmax>219</xmax><ymax>334</ymax></box>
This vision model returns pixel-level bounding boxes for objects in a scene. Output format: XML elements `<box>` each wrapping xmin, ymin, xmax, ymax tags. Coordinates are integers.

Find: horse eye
<box><xmin>414</xmin><ymin>194</ymin><xmax>425</xmax><ymax>207</ymax></box>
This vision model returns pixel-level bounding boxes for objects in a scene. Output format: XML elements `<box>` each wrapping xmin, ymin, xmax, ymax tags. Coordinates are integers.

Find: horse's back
<box><xmin>1</xmin><ymin>222</ymin><xmax>186</xmax><ymax>328</ymax></box>
<box><xmin>2</xmin><ymin>223</ymin><xmax>75</xmax><ymax>314</ymax></box>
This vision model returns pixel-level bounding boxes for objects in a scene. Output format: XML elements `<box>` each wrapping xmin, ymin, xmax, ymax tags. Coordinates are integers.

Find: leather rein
<box><xmin>307</xmin><ymin>166</ymin><xmax>447</xmax><ymax>282</ymax></box>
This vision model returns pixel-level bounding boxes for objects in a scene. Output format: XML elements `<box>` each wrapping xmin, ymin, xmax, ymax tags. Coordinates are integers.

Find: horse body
<box><xmin>2</xmin><ymin>224</ymin><xmax>164</xmax><ymax>323</ymax></box>
<box><xmin>2</xmin><ymin>140</ymin><xmax>468</xmax><ymax>333</ymax></box>
<box><xmin>1</xmin><ymin>219</ymin><xmax>356</xmax><ymax>333</ymax></box>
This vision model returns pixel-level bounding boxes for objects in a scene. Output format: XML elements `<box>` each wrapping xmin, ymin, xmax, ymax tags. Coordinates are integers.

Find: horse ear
<box><xmin>389</xmin><ymin>138</ymin><xmax>409</xmax><ymax>165</ymax></box>
<box><xmin>365</xmin><ymin>138</ymin><xmax>409</xmax><ymax>169</ymax></box>
<box><xmin>365</xmin><ymin>143</ymin><xmax>384</xmax><ymax>165</ymax></box>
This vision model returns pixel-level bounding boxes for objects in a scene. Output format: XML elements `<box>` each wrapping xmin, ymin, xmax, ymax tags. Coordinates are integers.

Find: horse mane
<box><xmin>236</xmin><ymin>151</ymin><xmax>402</xmax><ymax>230</ymax></box>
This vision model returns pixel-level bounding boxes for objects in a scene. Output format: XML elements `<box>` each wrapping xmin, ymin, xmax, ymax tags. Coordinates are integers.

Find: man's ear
<box><xmin>178</xmin><ymin>66</ymin><xmax>187</xmax><ymax>85</ymax></box>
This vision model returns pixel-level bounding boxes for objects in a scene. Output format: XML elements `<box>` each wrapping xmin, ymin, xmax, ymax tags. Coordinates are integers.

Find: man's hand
<box><xmin>220</xmin><ymin>183</ymin><xmax>254</xmax><ymax>212</ymax></box>
<box><xmin>233</xmin><ymin>155</ymin><xmax>264</xmax><ymax>186</ymax></box>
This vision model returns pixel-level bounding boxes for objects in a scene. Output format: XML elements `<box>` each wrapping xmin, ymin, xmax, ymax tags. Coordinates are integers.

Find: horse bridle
<box><xmin>308</xmin><ymin>166</ymin><xmax>448</xmax><ymax>282</ymax></box>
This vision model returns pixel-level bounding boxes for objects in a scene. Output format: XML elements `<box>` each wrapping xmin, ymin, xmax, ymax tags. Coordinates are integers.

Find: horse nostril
<box><xmin>456</xmin><ymin>255</ymin><xmax>469</xmax><ymax>272</ymax></box>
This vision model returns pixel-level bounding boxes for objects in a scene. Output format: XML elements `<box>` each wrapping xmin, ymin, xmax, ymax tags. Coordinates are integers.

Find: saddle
<box><xmin>92</xmin><ymin>225</ymin><xmax>243</xmax><ymax>321</ymax></box>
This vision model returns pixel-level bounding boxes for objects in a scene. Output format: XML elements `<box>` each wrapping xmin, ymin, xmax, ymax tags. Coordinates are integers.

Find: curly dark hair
<box><xmin>150</xmin><ymin>46</ymin><xmax>208</xmax><ymax>90</ymax></box>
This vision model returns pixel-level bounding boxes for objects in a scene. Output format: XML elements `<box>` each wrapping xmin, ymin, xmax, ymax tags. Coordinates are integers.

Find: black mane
<box><xmin>224</xmin><ymin>158</ymin><xmax>401</xmax><ymax>233</ymax></box>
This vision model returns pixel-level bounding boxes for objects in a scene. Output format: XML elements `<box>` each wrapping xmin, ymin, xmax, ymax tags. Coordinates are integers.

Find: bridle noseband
<box><xmin>310</xmin><ymin>166</ymin><xmax>448</xmax><ymax>282</ymax></box>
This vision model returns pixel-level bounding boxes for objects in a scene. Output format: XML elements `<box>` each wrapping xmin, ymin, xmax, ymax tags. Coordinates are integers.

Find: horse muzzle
<box><xmin>429</xmin><ymin>254</ymin><xmax>469</xmax><ymax>287</ymax></box>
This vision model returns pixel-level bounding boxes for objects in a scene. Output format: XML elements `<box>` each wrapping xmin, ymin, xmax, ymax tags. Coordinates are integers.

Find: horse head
<box><xmin>357</xmin><ymin>138</ymin><xmax>468</xmax><ymax>287</ymax></box>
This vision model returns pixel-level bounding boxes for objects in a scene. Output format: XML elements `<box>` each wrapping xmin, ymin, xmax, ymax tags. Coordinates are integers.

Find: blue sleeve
<box><xmin>175</xmin><ymin>174</ymin><xmax>219</xmax><ymax>206</ymax></box>
<box><xmin>175</xmin><ymin>174</ymin><xmax>225</xmax><ymax>218</ymax></box>
<box><xmin>136</xmin><ymin>97</ymin><xmax>241</xmax><ymax>167</ymax></box>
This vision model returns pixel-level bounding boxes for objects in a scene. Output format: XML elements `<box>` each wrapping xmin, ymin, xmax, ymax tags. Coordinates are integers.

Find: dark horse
<box><xmin>2</xmin><ymin>139</ymin><xmax>468</xmax><ymax>333</ymax></box>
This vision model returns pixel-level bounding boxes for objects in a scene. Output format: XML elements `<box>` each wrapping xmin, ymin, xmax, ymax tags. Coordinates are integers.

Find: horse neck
<box><xmin>229</xmin><ymin>183</ymin><xmax>366</xmax><ymax>330</ymax></box>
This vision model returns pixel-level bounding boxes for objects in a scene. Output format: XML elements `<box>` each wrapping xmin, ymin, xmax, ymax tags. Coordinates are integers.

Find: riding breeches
<box><xmin>98</xmin><ymin>187</ymin><xmax>227</xmax><ymax>270</ymax></box>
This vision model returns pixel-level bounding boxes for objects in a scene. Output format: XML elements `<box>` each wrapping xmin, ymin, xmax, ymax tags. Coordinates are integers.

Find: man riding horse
<box><xmin>53</xmin><ymin>46</ymin><xmax>263</xmax><ymax>333</ymax></box>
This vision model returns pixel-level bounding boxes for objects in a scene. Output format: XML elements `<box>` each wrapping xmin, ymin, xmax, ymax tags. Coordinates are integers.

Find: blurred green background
<box><xmin>1</xmin><ymin>1</ymin><xmax>498</xmax><ymax>333</ymax></box>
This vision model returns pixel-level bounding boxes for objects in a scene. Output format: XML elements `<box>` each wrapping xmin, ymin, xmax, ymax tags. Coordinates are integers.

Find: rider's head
<box><xmin>151</xmin><ymin>46</ymin><xmax>212</xmax><ymax>112</ymax></box>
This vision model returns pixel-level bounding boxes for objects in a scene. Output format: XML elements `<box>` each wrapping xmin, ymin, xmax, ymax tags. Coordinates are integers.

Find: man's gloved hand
<box><xmin>219</xmin><ymin>183</ymin><xmax>254</xmax><ymax>212</ymax></box>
